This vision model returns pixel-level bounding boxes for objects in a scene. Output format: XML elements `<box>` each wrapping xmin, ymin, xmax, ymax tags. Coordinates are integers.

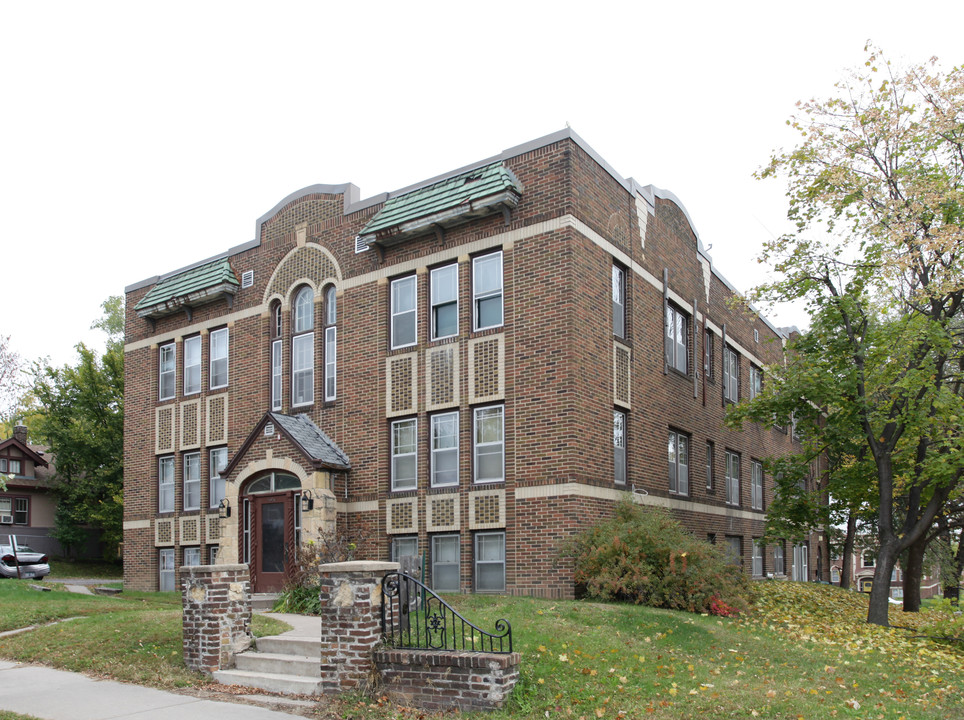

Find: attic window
<box><xmin>241</xmin><ymin>270</ymin><xmax>254</xmax><ymax>288</ymax></box>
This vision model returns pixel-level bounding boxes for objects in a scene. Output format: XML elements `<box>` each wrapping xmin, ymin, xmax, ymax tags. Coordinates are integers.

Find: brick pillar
<box><xmin>318</xmin><ymin>561</ymin><xmax>398</xmax><ymax>694</ymax></box>
<box><xmin>181</xmin><ymin>564</ymin><xmax>252</xmax><ymax>674</ymax></box>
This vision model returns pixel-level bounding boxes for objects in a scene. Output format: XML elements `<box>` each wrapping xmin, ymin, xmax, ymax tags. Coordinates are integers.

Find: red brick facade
<box><xmin>123</xmin><ymin>129</ymin><xmax>827</xmax><ymax>595</ymax></box>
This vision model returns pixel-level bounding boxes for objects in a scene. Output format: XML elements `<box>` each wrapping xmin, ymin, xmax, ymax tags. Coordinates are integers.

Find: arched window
<box><xmin>324</xmin><ymin>286</ymin><xmax>337</xmax><ymax>401</ymax></box>
<box><xmin>270</xmin><ymin>301</ymin><xmax>283</xmax><ymax>411</ymax></box>
<box><xmin>292</xmin><ymin>287</ymin><xmax>314</xmax><ymax>406</ymax></box>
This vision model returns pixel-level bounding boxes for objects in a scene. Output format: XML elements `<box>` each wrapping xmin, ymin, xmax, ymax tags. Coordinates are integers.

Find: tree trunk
<box><xmin>944</xmin><ymin>527</ymin><xmax>964</xmax><ymax>606</ymax></box>
<box><xmin>840</xmin><ymin>513</ymin><xmax>856</xmax><ymax>590</ymax></box>
<box><xmin>867</xmin><ymin>541</ymin><xmax>899</xmax><ymax>626</ymax></box>
<box><xmin>902</xmin><ymin>534</ymin><xmax>926</xmax><ymax>612</ymax></box>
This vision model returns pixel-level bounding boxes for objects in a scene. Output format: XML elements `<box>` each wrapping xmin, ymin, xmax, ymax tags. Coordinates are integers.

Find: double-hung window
<box><xmin>706</xmin><ymin>441</ymin><xmax>714</xmax><ymax>490</ymax></box>
<box><xmin>159</xmin><ymin>549</ymin><xmax>175</xmax><ymax>591</ymax></box>
<box><xmin>209</xmin><ymin>447</ymin><xmax>227</xmax><ymax>509</ymax></box>
<box><xmin>668</xmin><ymin>430</ymin><xmax>689</xmax><ymax>495</ymax></box>
<box><xmin>752</xmin><ymin>541</ymin><xmax>765</xmax><ymax>576</ymax></box>
<box><xmin>475</xmin><ymin>531</ymin><xmax>505</xmax><ymax>592</ymax></box>
<box><xmin>210</xmin><ymin>328</ymin><xmax>229</xmax><ymax>389</ymax></box>
<box><xmin>474</xmin><ymin>405</ymin><xmax>504</xmax><ymax>484</ymax></box>
<box><xmin>473</xmin><ymin>252</ymin><xmax>503</xmax><ymax>331</ymax></box>
<box><xmin>271</xmin><ymin>339</ymin><xmax>283</xmax><ymax>411</ymax></box>
<box><xmin>431</xmin><ymin>264</ymin><xmax>458</xmax><ymax>340</ymax></box>
<box><xmin>704</xmin><ymin>329</ymin><xmax>715</xmax><ymax>382</ymax></box>
<box><xmin>749</xmin><ymin>365</ymin><xmax>762</xmax><ymax>400</ymax></box>
<box><xmin>432</xmin><ymin>535</ymin><xmax>460</xmax><ymax>592</ymax></box>
<box><xmin>14</xmin><ymin>497</ymin><xmax>28</xmax><ymax>525</ymax></box>
<box><xmin>431</xmin><ymin>412</ymin><xmax>459</xmax><ymax>487</ymax></box>
<box><xmin>723</xmin><ymin>346</ymin><xmax>739</xmax><ymax>401</ymax></box>
<box><xmin>158</xmin><ymin>456</ymin><xmax>175</xmax><ymax>513</ymax></box>
<box><xmin>292</xmin><ymin>287</ymin><xmax>314</xmax><ymax>406</ymax></box>
<box><xmin>183</xmin><ymin>336</ymin><xmax>201</xmax><ymax>395</ymax></box>
<box><xmin>391</xmin><ymin>418</ymin><xmax>417</xmax><ymax>491</ymax></box>
<box><xmin>751</xmin><ymin>459</ymin><xmax>764</xmax><ymax>510</ymax></box>
<box><xmin>183</xmin><ymin>547</ymin><xmax>201</xmax><ymax>567</ymax></box>
<box><xmin>665</xmin><ymin>304</ymin><xmax>687</xmax><ymax>374</ymax></box>
<box><xmin>159</xmin><ymin>343</ymin><xmax>176</xmax><ymax>401</ymax></box>
<box><xmin>773</xmin><ymin>543</ymin><xmax>785</xmax><ymax>575</ymax></box>
<box><xmin>324</xmin><ymin>286</ymin><xmax>337</xmax><ymax>401</ymax></box>
<box><xmin>613</xmin><ymin>410</ymin><xmax>626</xmax><ymax>486</ymax></box>
<box><xmin>612</xmin><ymin>265</ymin><xmax>625</xmax><ymax>338</ymax></box>
<box><xmin>725</xmin><ymin>450</ymin><xmax>741</xmax><ymax>506</ymax></box>
<box><xmin>391</xmin><ymin>536</ymin><xmax>419</xmax><ymax>563</ymax></box>
<box><xmin>183</xmin><ymin>452</ymin><xmax>200</xmax><ymax>511</ymax></box>
<box><xmin>391</xmin><ymin>276</ymin><xmax>417</xmax><ymax>348</ymax></box>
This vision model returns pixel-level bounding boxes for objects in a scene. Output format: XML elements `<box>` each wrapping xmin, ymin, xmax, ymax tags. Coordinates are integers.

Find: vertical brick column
<box><xmin>181</xmin><ymin>564</ymin><xmax>252</xmax><ymax>674</ymax></box>
<box><xmin>318</xmin><ymin>561</ymin><xmax>398</xmax><ymax>693</ymax></box>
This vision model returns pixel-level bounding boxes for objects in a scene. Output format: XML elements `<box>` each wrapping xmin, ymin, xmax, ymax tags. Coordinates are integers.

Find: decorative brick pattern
<box><xmin>180</xmin><ymin>515</ymin><xmax>200</xmax><ymax>544</ymax></box>
<box><xmin>614</xmin><ymin>342</ymin><xmax>631</xmax><ymax>409</ymax></box>
<box><xmin>205</xmin><ymin>394</ymin><xmax>228</xmax><ymax>446</ymax></box>
<box><xmin>180</xmin><ymin>399</ymin><xmax>201</xmax><ymax>449</ymax></box>
<box><xmin>426</xmin><ymin>344</ymin><xmax>459</xmax><ymax>410</ymax></box>
<box><xmin>469</xmin><ymin>335</ymin><xmax>503</xmax><ymax>403</ymax></box>
<box><xmin>181</xmin><ymin>564</ymin><xmax>252</xmax><ymax>675</ymax></box>
<box><xmin>386</xmin><ymin>353</ymin><xmax>418</xmax><ymax>417</ymax></box>
<box><xmin>206</xmin><ymin>513</ymin><xmax>220</xmax><ymax>543</ymax></box>
<box><xmin>386</xmin><ymin>497</ymin><xmax>417</xmax><ymax>534</ymax></box>
<box><xmin>155</xmin><ymin>518</ymin><xmax>174</xmax><ymax>547</ymax></box>
<box><xmin>155</xmin><ymin>406</ymin><xmax>175</xmax><ymax>454</ymax></box>
<box><xmin>426</xmin><ymin>493</ymin><xmax>460</xmax><ymax>532</ymax></box>
<box><xmin>267</xmin><ymin>245</ymin><xmax>338</xmax><ymax>300</ymax></box>
<box><xmin>469</xmin><ymin>489</ymin><xmax>505</xmax><ymax>529</ymax></box>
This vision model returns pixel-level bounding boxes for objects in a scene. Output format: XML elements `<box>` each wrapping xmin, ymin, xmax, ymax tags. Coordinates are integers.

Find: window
<box><xmin>391</xmin><ymin>275</ymin><xmax>417</xmax><ymax>348</ymax></box>
<box><xmin>209</xmin><ymin>447</ymin><xmax>227</xmax><ymax>509</ymax></box>
<box><xmin>473</xmin><ymin>252</ymin><xmax>503</xmax><ymax>331</ymax></box>
<box><xmin>158</xmin><ymin>456</ymin><xmax>174</xmax><ymax>513</ymax></box>
<box><xmin>14</xmin><ymin>497</ymin><xmax>28</xmax><ymax>525</ymax></box>
<box><xmin>294</xmin><ymin>286</ymin><xmax>314</xmax><ymax>334</ymax></box>
<box><xmin>431</xmin><ymin>412</ymin><xmax>459</xmax><ymax>487</ymax></box>
<box><xmin>613</xmin><ymin>411</ymin><xmax>627</xmax><ymax>486</ymax></box>
<box><xmin>725</xmin><ymin>536</ymin><xmax>742</xmax><ymax>566</ymax></box>
<box><xmin>183</xmin><ymin>453</ymin><xmax>200</xmax><ymax>511</ymax></box>
<box><xmin>159</xmin><ymin>343</ymin><xmax>176</xmax><ymax>400</ymax></box>
<box><xmin>272</xmin><ymin>302</ymin><xmax>283</xmax><ymax>338</ymax></box>
<box><xmin>612</xmin><ymin>265</ymin><xmax>625</xmax><ymax>338</ymax></box>
<box><xmin>8</xmin><ymin>459</ymin><xmax>20</xmax><ymax>475</ymax></box>
<box><xmin>391</xmin><ymin>418</ymin><xmax>417</xmax><ymax>491</ymax></box>
<box><xmin>324</xmin><ymin>286</ymin><xmax>337</xmax><ymax>401</ymax></box>
<box><xmin>474</xmin><ymin>405</ymin><xmax>504</xmax><ymax>484</ymax></box>
<box><xmin>725</xmin><ymin>450</ymin><xmax>740</xmax><ymax>506</ymax></box>
<box><xmin>432</xmin><ymin>535</ymin><xmax>460</xmax><ymax>592</ymax></box>
<box><xmin>792</xmin><ymin>544</ymin><xmax>809</xmax><ymax>582</ymax></box>
<box><xmin>183</xmin><ymin>336</ymin><xmax>201</xmax><ymax>395</ymax></box>
<box><xmin>754</xmin><ymin>328</ymin><xmax>760</xmax><ymax>343</ymax></box>
<box><xmin>706</xmin><ymin>441</ymin><xmax>714</xmax><ymax>490</ymax></box>
<box><xmin>0</xmin><ymin>459</ymin><xmax>5</xmax><ymax>472</ymax></box>
<box><xmin>668</xmin><ymin>430</ymin><xmax>689</xmax><ymax>495</ymax></box>
<box><xmin>831</xmin><ymin>566</ymin><xmax>840</xmax><ymax>584</ymax></box>
<box><xmin>183</xmin><ymin>547</ymin><xmax>201</xmax><ymax>567</ymax></box>
<box><xmin>773</xmin><ymin>543</ymin><xmax>785</xmax><ymax>575</ymax></box>
<box><xmin>891</xmin><ymin>567</ymin><xmax>899</xmax><ymax>582</ymax></box>
<box><xmin>752</xmin><ymin>540</ymin><xmax>765</xmax><ymax>576</ymax></box>
<box><xmin>475</xmin><ymin>531</ymin><xmax>505</xmax><ymax>592</ymax></box>
<box><xmin>723</xmin><ymin>346</ymin><xmax>739</xmax><ymax>401</ymax></box>
<box><xmin>704</xmin><ymin>329</ymin><xmax>715</xmax><ymax>382</ymax></box>
<box><xmin>749</xmin><ymin>365</ymin><xmax>762</xmax><ymax>400</ymax></box>
<box><xmin>292</xmin><ymin>333</ymin><xmax>314</xmax><ymax>406</ymax></box>
<box><xmin>862</xmin><ymin>550</ymin><xmax>876</xmax><ymax>568</ymax></box>
<box><xmin>210</xmin><ymin>328</ymin><xmax>229</xmax><ymax>389</ymax></box>
<box><xmin>751</xmin><ymin>459</ymin><xmax>764</xmax><ymax>510</ymax></box>
<box><xmin>665</xmin><ymin>304</ymin><xmax>687</xmax><ymax>374</ymax></box>
<box><xmin>392</xmin><ymin>536</ymin><xmax>419</xmax><ymax>563</ymax></box>
<box><xmin>209</xmin><ymin>546</ymin><xmax>219</xmax><ymax>565</ymax></box>
<box><xmin>159</xmin><ymin>548</ymin><xmax>175</xmax><ymax>591</ymax></box>
<box><xmin>431</xmin><ymin>264</ymin><xmax>459</xmax><ymax>340</ymax></box>
<box><xmin>271</xmin><ymin>339</ymin><xmax>283</xmax><ymax>411</ymax></box>
<box><xmin>242</xmin><ymin>498</ymin><xmax>251</xmax><ymax>564</ymax></box>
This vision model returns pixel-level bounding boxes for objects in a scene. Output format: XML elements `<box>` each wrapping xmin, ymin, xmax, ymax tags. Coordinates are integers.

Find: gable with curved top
<box><xmin>265</xmin><ymin>244</ymin><xmax>342</xmax><ymax>305</ymax></box>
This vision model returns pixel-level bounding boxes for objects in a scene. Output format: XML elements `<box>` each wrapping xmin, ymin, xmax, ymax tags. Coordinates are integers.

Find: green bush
<box><xmin>561</xmin><ymin>501</ymin><xmax>752</xmax><ymax>615</ymax></box>
<box><xmin>273</xmin><ymin>528</ymin><xmax>357</xmax><ymax>614</ymax></box>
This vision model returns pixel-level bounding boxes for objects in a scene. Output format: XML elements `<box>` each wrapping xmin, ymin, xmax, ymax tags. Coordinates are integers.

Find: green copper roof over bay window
<box><xmin>360</xmin><ymin>161</ymin><xmax>523</xmax><ymax>245</ymax></box>
<box><xmin>135</xmin><ymin>258</ymin><xmax>239</xmax><ymax>319</ymax></box>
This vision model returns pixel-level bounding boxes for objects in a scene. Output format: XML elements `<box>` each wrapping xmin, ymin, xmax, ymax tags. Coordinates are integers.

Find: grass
<box><xmin>47</xmin><ymin>557</ymin><xmax>124</xmax><ymax>580</ymax></box>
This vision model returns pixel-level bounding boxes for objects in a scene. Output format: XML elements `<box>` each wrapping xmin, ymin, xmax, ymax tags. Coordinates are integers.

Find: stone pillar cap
<box><xmin>319</xmin><ymin>561</ymin><xmax>399</xmax><ymax>573</ymax></box>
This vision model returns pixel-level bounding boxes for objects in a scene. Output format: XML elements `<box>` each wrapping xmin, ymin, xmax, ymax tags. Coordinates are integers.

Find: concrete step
<box><xmin>255</xmin><ymin>636</ymin><xmax>321</xmax><ymax>657</ymax></box>
<box><xmin>234</xmin><ymin>651</ymin><xmax>320</xmax><ymax>677</ymax></box>
<box><xmin>251</xmin><ymin>593</ymin><xmax>279</xmax><ymax>611</ymax></box>
<box><xmin>213</xmin><ymin>668</ymin><xmax>324</xmax><ymax>696</ymax></box>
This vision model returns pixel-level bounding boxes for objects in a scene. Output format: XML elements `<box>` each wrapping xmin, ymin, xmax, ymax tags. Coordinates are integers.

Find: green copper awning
<box><xmin>135</xmin><ymin>258</ymin><xmax>239</xmax><ymax>320</ymax></box>
<box><xmin>360</xmin><ymin>162</ymin><xmax>523</xmax><ymax>246</ymax></box>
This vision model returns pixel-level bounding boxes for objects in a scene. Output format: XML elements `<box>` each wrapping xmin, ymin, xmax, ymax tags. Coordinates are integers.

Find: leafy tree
<box><xmin>32</xmin><ymin>297</ymin><xmax>124</xmax><ymax>557</ymax></box>
<box><xmin>739</xmin><ymin>46</ymin><xmax>964</xmax><ymax>626</ymax></box>
<box><xmin>0</xmin><ymin>334</ymin><xmax>23</xmax><ymax>420</ymax></box>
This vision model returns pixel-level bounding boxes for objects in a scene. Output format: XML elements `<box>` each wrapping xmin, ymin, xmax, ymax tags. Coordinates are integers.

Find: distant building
<box><xmin>122</xmin><ymin>129</ymin><xmax>826</xmax><ymax>594</ymax></box>
<box><xmin>0</xmin><ymin>424</ymin><xmax>57</xmax><ymax>554</ymax></box>
<box><xmin>833</xmin><ymin>546</ymin><xmax>941</xmax><ymax>600</ymax></box>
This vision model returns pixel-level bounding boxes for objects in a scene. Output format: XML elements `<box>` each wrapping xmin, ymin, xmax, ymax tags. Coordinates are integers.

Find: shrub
<box><xmin>561</xmin><ymin>501</ymin><xmax>752</xmax><ymax>615</ymax></box>
<box><xmin>273</xmin><ymin>528</ymin><xmax>357</xmax><ymax>614</ymax></box>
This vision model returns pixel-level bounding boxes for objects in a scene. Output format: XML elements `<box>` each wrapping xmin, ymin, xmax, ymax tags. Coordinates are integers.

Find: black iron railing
<box><xmin>381</xmin><ymin>572</ymin><xmax>512</xmax><ymax>653</ymax></box>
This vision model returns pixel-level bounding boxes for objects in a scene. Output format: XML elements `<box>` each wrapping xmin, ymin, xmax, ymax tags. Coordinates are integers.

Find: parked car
<box><xmin>0</xmin><ymin>544</ymin><xmax>51</xmax><ymax>580</ymax></box>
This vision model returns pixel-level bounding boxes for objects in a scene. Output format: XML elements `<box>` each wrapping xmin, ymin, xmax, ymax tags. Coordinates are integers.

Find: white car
<box><xmin>0</xmin><ymin>544</ymin><xmax>51</xmax><ymax>580</ymax></box>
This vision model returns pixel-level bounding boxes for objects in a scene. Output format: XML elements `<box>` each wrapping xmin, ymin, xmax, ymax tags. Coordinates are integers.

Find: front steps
<box><xmin>214</xmin><ymin>629</ymin><xmax>323</xmax><ymax>695</ymax></box>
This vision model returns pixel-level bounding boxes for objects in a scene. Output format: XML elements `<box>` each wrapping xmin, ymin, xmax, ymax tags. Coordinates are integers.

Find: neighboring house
<box><xmin>0</xmin><ymin>424</ymin><xmax>57</xmax><ymax>555</ymax></box>
<box><xmin>122</xmin><ymin>129</ymin><xmax>826</xmax><ymax>594</ymax></box>
<box><xmin>832</xmin><ymin>546</ymin><xmax>942</xmax><ymax>600</ymax></box>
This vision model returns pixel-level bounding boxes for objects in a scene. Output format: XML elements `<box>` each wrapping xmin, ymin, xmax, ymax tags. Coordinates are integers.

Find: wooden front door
<box><xmin>251</xmin><ymin>492</ymin><xmax>296</xmax><ymax>593</ymax></box>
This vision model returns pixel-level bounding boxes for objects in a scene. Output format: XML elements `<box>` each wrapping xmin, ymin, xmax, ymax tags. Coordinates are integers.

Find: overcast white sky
<box><xmin>2</xmin><ymin>1</ymin><xmax>962</xmax><ymax>369</ymax></box>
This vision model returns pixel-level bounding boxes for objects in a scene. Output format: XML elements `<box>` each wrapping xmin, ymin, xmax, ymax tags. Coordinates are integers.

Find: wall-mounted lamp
<box><xmin>218</xmin><ymin>498</ymin><xmax>231</xmax><ymax>519</ymax></box>
<box><xmin>301</xmin><ymin>490</ymin><xmax>314</xmax><ymax>513</ymax></box>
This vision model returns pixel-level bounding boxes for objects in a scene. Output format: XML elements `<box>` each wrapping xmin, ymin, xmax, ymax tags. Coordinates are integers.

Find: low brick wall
<box><xmin>181</xmin><ymin>564</ymin><xmax>252</xmax><ymax>674</ymax></box>
<box><xmin>373</xmin><ymin>648</ymin><xmax>521</xmax><ymax>711</ymax></box>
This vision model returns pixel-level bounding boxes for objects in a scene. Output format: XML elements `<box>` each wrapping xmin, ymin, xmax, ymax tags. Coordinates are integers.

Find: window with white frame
<box><xmin>474</xmin><ymin>405</ymin><xmax>504</xmax><ymax>484</ymax></box>
<box><xmin>665</xmin><ymin>304</ymin><xmax>687</xmax><ymax>374</ymax></box>
<box><xmin>475</xmin><ymin>531</ymin><xmax>505</xmax><ymax>592</ymax></box>
<box><xmin>751</xmin><ymin>459</ymin><xmax>764</xmax><ymax>510</ymax></box>
<box><xmin>158</xmin><ymin>456</ymin><xmax>175</xmax><ymax>513</ymax></box>
<box><xmin>292</xmin><ymin>287</ymin><xmax>314</xmax><ymax>406</ymax></box>
<box><xmin>773</xmin><ymin>543</ymin><xmax>785</xmax><ymax>575</ymax></box>
<box><xmin>271</xmin><ymin>339</ymin><xmax>283</xmax><ymax>411</ymax></box>
<box><xmin>862</xmin><ymin>550</ymin><xmax>876</xmax><ymax>567</ymax></box>
<box><xmin>183</xmin><ymin>336</ymin><xmax>201</xmax><ymax>395</ymax></box>
<box><xmin>749</xmin><ymin>365</ymin><xmax>762</xmax><ymax>400</ymax></box>
<box><xmin>473</xmin><ymin>252</ymin><xmax>503</xmax><ymax>331</ymax></box>
<box><xmin>725</xmin><ymin>450</ymin><xmax>740</xmax><ymax>506</ymax></box>
<box><xmin>183</xmin><ymin>547</ymin><xmax>201</xmax><ymax>567</ymax></box>
<box><xmin>5</xmin><ymin>459</ymin><xmax>20</xmax><ymax>475</ymax></box>
<box><xmin>210</xmin><ymin>327</ymin><xmax>229</xmax><ymax>389</ymax></box>
<box><xmin>706</xmin><ymin>441</ymin><xmax>714</xmax><ymax>490</ymax></box>
<box><xmin>752</xmin><ymin>540</ymin><xmax>765</xmax><ymax>576</ymax></box>
<box><xmin>704</xmin><ymin>329</ymin><xmax>715</xmax><ymax>382</ymax></box>
<box><xmin>612</xmin><ymin>265</ymin><xmax>625</xmax><ymax>338</ymax></box>
<box><xmin>159</xmin><ymin>343</ymin><xmax>176</xmax><ymax>401</ymax></box>
<box><xmin>209</xmin><ymin>546</ymin><xmax>219</xmax><ymax>565</ymax></box>
<box><xmin>431</xmin><ymin>412</ymin><xmax>459</xmax><ymax>487</ymax></box>
<box><xmin>159</xmin><ymin>548</ymin><xmax>175</xmax><ymax>591</ymax></box>
<box><xmin>324</xmin><ymin>286</ymin><xmax>337</xmax><ymax>401</ymax></box>
<box><xmin>391</xmin><ymin>536</ymin><xmax>418</xmax><ymax>563</ymax></box>
<box><xmin>723</xmin><ymin>346</ymin><xmax>739</xmax><ymax>401</ymax></box>
<box><xmin>183</xmin><ymin>452</ymin><xmax>200</xmax><ymax>511</ymax></box>
<box><xmin>668</xmin><ymin>429</ymin><xmax>689</xmax><ymax>495</ymax></box>
<box><xmin>391</xmin><ymin>418</ymin><xmax>417</xmax><ymax>491</ymax></box>
<box><xmin>431</xmin><ymin>264</ymin><xmax>458</xmax><ymax>340</ymax></box>
<box><xmin>432</xmin><ymin>534</ymin><xmax>460</xmax><ymax>592</ymax></box>
<box><xmin>391</xmin><ymin>275</ymin><xmax>417</xmax><ymax>348</ymax></box>
<box><xmin>209</xmin><ymin>447</ymin><xmax>227</xmax><ymax>509</ymax></box>
<box><xmin>613</xmin><ymin>410</ymin><xmax>626</xmax><ymax>485</ymax></box>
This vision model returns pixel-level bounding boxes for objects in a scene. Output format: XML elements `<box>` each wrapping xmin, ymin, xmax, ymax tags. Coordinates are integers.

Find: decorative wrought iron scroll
<box><xmin>381</xmin><ymin>572</ymin><xmax>512</xmax><ymax>653</ymax></box>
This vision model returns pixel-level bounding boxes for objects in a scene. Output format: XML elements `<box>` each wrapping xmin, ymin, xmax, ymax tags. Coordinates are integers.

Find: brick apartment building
<box><xmin>122</xmin><ymin>129</ymin><xmax>826</xmax><ymax>594</ymax></box>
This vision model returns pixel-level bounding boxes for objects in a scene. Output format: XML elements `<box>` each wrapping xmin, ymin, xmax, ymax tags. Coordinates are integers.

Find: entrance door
<box><xmin>251</xmin><ymin>492</ymin><xmax>295</xmax><ymax>592</ymax></box>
